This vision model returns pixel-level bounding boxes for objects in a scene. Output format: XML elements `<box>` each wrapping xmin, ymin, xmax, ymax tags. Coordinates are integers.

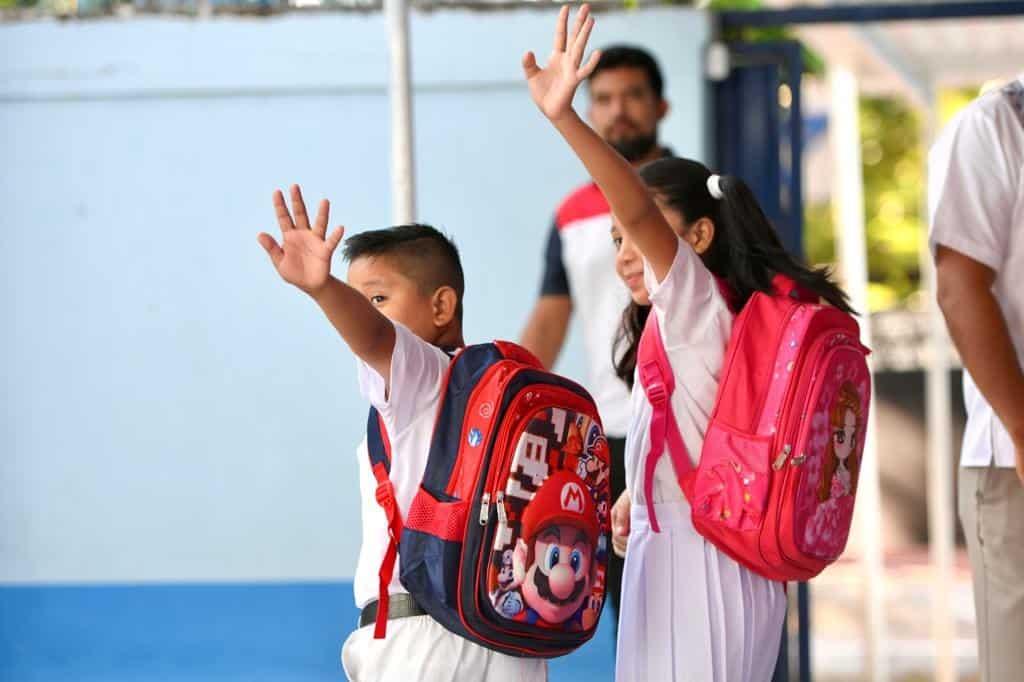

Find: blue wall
<box><xmin>1</xmin><ymin>8</ymin><xmax>707</xmax><ymax>678</ymax></box>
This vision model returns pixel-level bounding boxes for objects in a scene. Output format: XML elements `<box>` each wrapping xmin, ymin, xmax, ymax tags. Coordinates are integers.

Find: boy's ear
<box><xmin>432</xmin><ymin>286</ymin><xmax>459</xmax><ymax>327</ymax></box>
<box><xmin>657</xmin><ymin>98</ymin><xmax>670</xmax><ymax>123</ymax></box>
<box><xmin>688</xmin><ymin>217</ymin><xmax>715</xmax><ymax>255</ymax></box>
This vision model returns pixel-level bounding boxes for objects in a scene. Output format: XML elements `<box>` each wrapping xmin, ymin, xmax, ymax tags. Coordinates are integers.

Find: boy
<box><xmin>258</xmin><ymin>185</ymin><xmax>547</xmax><ymax>681</ymax></box>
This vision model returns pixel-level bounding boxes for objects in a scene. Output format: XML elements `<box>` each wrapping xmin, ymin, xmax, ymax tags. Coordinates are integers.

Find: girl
<box><xmin>804</xmin><ymin>382</ymin><xmax>863</xmax><ymax>550</ymax></box>
<box><xmin>522</xmin><ymin>6</ymin><xmax>854</xmax><ymax>680</ymax></box>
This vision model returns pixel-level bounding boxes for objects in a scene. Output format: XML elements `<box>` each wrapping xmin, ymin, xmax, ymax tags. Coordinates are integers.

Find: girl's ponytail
<box><xmin>714</xmin><ymin>173</ymin><xmax>855</xmax><ymax>314</ymax></box>
<box><xmin>638</xmin><ymin>159</ymin><xmax>856</xmax><ymax>315</ymax></box>
<box><xmin>612</xmin><ymin>158</ymin><xmax>856</xmax><ymax>389</ymax></box>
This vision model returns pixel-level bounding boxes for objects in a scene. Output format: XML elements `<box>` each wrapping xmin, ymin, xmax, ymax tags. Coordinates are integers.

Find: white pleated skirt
<box><xmin>615</xmin><ymin>501</ymin><xmax>787</xmax><ymax>682</ymax></box>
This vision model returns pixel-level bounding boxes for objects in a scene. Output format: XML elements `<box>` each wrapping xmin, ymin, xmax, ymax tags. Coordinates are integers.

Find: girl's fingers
<box><xmin>257</xmin><ymin>232</ymin><xmax>284</xmax><ymax>266</ymax></box>
<box><xmin>313</xmin><ymin>199</ymin><xmax>330</xmax><ymax>238</ymax></box>
<box><xmin>522</xmin><ymin>51</ymin><xmax>541</xmax><ymax>79</ymax></box>
<box><xmin>290</xmin><ymin>184</ymin><xmax>311</xmax><ymax>231</ymax></box>
<box><xmin>572</xmin><ymin>16</ymin><xmax>596</xmax><ymax>68</ymax></box>
<box><xmin>569</xmin><ymin>4</ymin><xmax>589</xmax><ymax>46</ymax></box>
<box><xmin>552</xmin><ymin>4</ymin><xmax>569</xmax><ymax>53</ymax></box>
<box><xmin>272</xmin><ymin>190</ymin><xmax>295</xmax><ymax>233</ymax></box>
<box><xmin>612</xmin><ymin>536</ymin><xmax>627</xmax><ymax>558</ymax></box>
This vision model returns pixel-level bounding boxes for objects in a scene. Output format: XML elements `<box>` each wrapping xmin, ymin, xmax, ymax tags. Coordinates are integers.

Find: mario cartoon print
<box><xmin>487</xmin><ymin>407</ymin><xmax>609</xmax><ymax>630</ymax></box>
<box><xmin>507</xmin><ymin>470</ymin><xmax>602</xmax><ymax>630</ymax></box>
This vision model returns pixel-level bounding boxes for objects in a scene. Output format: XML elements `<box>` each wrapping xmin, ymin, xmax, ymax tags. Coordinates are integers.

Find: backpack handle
<box><xmin>772</xmin><ymin>274</ymin><xmax>818</xmax><ymax>303</ymax></box>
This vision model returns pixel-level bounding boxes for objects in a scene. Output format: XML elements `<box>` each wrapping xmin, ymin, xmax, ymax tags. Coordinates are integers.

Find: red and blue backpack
<box><xmin>366</xmin><ymin>341</ymin><xmax>611</xmax><ymax>657</ymax></box>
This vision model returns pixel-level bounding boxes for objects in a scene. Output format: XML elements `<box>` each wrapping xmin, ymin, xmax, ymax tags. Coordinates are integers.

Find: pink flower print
<box><xmin>830</xmin><ymin>474</ymin><xmax>846</xmax><ymax>499</ymax></box>
<box><xmin>695</xmin><ymin>459</ymin><xmax>767</xmax><ymax>531</ymax></box>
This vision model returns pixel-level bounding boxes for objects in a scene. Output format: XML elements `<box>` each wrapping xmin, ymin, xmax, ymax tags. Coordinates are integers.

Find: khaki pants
<box><xmin>958</xmin><ymin>465</ymin><xmax>1024</xmax><ymax>682</ymax></box>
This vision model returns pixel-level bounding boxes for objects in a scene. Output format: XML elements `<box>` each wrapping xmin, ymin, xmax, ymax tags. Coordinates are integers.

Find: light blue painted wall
<box><xmin>1</xmin><ymin>8</ymin><xmax>709</xmax><ymax>584</ymax></box>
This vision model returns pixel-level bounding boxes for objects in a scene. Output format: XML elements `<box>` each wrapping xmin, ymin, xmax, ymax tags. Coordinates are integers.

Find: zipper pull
<box><xmin>479</xmin><ymin>492</ymin><xmax>491</xmax><ymax>525</ymax></box>
<box><xmin>772</xmin><ymin>444</ymin><xmax>792</xmax><ymax>471</ymax></box>
<box><xmin>496</xmin><ymin>491</ymin><xmax>508</xmax><ymax>526</ymax></box>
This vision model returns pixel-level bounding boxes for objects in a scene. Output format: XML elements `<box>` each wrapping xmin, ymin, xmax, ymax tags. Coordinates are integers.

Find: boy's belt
<box><xmin>359</xmin><ymin>593</ymin><xmax>426</xmax><ymax>629</ymax></box>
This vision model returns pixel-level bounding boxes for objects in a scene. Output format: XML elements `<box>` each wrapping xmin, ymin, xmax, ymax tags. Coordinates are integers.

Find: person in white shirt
<box><xmin>258</xmin><ymin>188</ymin><xmax>545</xmax><ymax>681</ymax></box>
<box><xmin>930</xmin><ymin>75</ymin><xmax>1024</xmax><ymax>682</ymax></box>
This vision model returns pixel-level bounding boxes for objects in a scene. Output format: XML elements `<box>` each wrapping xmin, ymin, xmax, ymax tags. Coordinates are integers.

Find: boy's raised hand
<box><xmin>258</xmin><ymin>185</ymin><xmax>345</xmax><ymax>296</ymax></box>
<box><xmin>522</xmin><ymin>4</ymin><xmax>600</xmax><ymax>122</ymax></box>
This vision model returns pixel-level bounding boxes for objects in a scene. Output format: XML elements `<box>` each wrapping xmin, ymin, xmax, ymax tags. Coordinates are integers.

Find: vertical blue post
<box><xmin>712</xmin><ymin>40</ymin><xmax>810</xmax><ymax>682</ymax></box>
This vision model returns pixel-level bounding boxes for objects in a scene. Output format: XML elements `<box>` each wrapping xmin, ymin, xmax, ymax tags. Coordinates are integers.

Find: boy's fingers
<box><xmin>257</xmin><ymin>232</ymin><xmax>284</xmax><ymax>266</ymax></box>
<box><xmin>291</xmin><ymin>184</ymin><xmax>311</xmax><ymax>231</ymax></box>
<box><xmin>572</xmin><ymin>16</ymin><xmax>596</xmax><ymax>68</ymax></box>
<box><xmin>522</xmin><ymin>51</ymin><xmax>541</xmax><ymax>79</ymax></box>
<box><xmin>326</xmin><ymin>225</ymin><xmax>346</xmax><ymax>252</ymax></box>
<box><xmin>313</xmin><ymin>199</ymin><xmax>330</xmax><ymax>238</ymax></box>
<box><xmin>552</xmin><ymin>4</ymin><xmax>568</xmax><ymax>53</ymax></box>
<box><xmin>273</xmin><ymin>190</ymin><xmax>295</xmax><ymax>233</ymax></box>
<box><xmin>578</xmin><ymin>48</ymin><xmax>602</xmax><ymax>80</ymax></box>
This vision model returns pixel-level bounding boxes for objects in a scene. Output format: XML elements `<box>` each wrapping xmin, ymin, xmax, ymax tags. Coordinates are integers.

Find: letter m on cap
<box><xmin>561</xmin><ymin>482</ymin><xmax>585</xmax><ymax>513</ymax></box>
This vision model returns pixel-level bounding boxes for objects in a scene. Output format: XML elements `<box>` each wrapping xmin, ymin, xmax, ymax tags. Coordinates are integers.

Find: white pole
<box><xmin>829</xmin><ymin>64</ymin><xmax>889</xmax><ymax>682</ymax></box>
<box><xmin>385</xmin><ymin>0</ymin><xmax>416</xmax><ymax>224</ymax></box>
<box><xmin>921</xmin><ymin>84</ymin><xmax>957</xmax><ymax>682</ymax></box>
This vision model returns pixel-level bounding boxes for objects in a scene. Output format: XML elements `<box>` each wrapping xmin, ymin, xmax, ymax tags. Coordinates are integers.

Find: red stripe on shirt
<box><xmin>556</xmin><ymin>183</ymin><xmax>610</xmax><ymax>231</ymax></box>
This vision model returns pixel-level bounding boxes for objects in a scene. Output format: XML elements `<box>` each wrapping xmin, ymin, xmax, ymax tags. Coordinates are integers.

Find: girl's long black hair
<box><xmin>613</xmin><ymin>157</ymin><xmax>855</xmax><ymax>388</ymax></box>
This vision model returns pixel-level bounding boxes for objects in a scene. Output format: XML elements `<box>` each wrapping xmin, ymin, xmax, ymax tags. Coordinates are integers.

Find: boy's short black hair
<box><xmin>588</xmin><ymin>45</ymin><xmax>665</xmax><ymax>100</ymax></box>
<box><xmin>343</xmin><ymin>223</ymin><xmax>466</xmax><ymax>321</ymax></box>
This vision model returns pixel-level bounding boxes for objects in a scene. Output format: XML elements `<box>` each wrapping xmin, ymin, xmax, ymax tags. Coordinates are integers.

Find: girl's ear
<box><xmin>432</xmin><ymin>286</ymin><xmax>459</xmax><ymax>327</ymax></box>
<box><xmin>687</xmin><ymin>217</ymin><xmax>716</xmax><ymax>255</ymax></box>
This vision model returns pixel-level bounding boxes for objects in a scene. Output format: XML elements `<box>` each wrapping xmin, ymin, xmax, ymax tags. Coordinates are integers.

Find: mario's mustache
<box><xmin>532</xmin><ymin>568</ymin><xmax>587</xmax><ymax>607</ymax></box>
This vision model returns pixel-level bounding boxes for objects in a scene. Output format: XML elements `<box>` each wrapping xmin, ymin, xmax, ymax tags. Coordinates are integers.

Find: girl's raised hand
<box><xmin>258</xmin><ymin>184</ymin><xmax>345</xmax><ymax>296</ymax></box>
<box><xmin>522</xmin><ymin>4</ymin><xmax>601</xmax><ymax>122</ymax></box>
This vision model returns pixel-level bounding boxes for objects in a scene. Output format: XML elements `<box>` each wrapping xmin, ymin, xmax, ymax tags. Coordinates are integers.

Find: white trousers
<box><xmin>342</xmin><ymin>614</ymin><xmax>548</xmax><ymax>682</ymax></box>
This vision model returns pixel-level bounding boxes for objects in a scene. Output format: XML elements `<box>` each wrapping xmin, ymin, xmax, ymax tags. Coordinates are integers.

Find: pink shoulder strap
<box><xmin>636</xmin><ymin>312</ymin><xmax>695</xmax><ymax>533</ymax></box>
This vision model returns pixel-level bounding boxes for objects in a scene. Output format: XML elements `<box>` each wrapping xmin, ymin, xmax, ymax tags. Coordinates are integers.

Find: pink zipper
<box><xmin>757</xmin><ymin>326</ymin><xmax>836</xmax><ymax>569</ymax></box>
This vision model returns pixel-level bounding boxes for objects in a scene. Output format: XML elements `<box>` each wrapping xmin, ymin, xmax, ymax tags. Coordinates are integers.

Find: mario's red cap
<box><xmin>519</xmin><ymin>471</ymin><xmax>599</xmax><ymax>547</ymax></box>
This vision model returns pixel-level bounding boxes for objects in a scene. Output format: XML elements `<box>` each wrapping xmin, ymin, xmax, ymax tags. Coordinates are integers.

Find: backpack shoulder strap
<box><xmin>365</xmin><ymin>407</ymin><xmax>403</xmax><ymax>640</ymax></box>
<box><xmin>636</xmin><ymin>312</ymin><xmax>696</xmax><ymax>533</ymax></box>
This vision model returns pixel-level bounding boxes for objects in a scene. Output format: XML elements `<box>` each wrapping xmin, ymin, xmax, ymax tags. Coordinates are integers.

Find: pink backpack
<box><xmin>637</xmin><ymin>275</ymin><xmax>871</xmax><ymax>581</ymax></box>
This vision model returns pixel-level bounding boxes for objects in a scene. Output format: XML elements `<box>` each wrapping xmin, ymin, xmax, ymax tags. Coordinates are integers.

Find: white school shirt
<box><xmin>623</xmin><ymin>237</ymin><xmax>734</xmax><ymax>505</ymax></box>
<box><xmin>352</xmin><ymin>322</ymin><xmax>450</xmax><ymax>608</ymax></box>
<box><xmin>928</xmin><ymin>75</ymin><xmax>1024</xmax><ymax>469</ymax></box>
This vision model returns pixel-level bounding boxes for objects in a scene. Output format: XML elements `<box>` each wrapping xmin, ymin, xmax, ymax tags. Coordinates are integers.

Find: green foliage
<box><xmin>805</xmin><ymin>94</ymin><xmax>925</xmax><ymax>311</ymax></box>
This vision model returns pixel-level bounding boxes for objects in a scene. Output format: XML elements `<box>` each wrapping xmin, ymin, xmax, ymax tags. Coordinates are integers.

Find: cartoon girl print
<box><xmin>818</xmin><ymin>381</ymin><xmax>862</xmax><ymax>503</ymax></box>
<box><xmin>803</xmin><ymin>380</ymin><xmax>863</xmax><ymax>555</ymax></box>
